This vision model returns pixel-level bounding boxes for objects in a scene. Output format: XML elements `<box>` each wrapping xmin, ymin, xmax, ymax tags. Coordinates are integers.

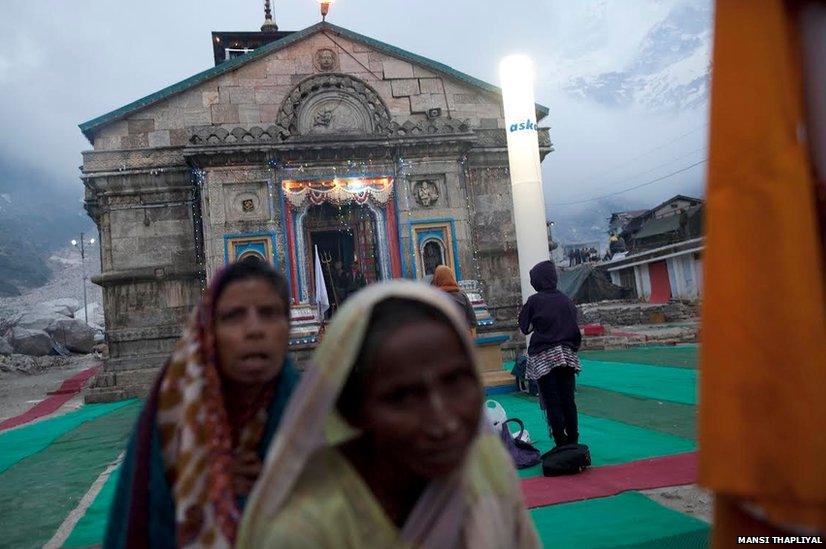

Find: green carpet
<box><xmin>576</xmin><ymin>386</ymin><xmax>696</xmax><ymax>439</ymax></box>
<box><xmin>63</xmin><ymin>464</ymin><xmax>122</xmax><ymax>548</ymax></box>
<box><xmin>530</xmin><ymin>492</ymin><xmax>709</xmax><ymax>548</ymax></box>
<box><xmin>578</xmin><ymin>360</ymin><xmax>698</xmax><ymax>405</ymax></box>
<box><xmin>0</xmin><ymin>403</ymin><xmax>139</xmax><ymax>549</ymax></box>
<box><xmin>493</xmin><ymin>394</ymin><xmax>695</xmax><ymax>478</ymax></box>
<box><xmin>581</xmin><ymin>345</ymin><xmax>699</xmax><ymax>369</ymax></box>
<box><xmin>0</xmin><ymin>400</ymin><xmax>136</xmax><ymax>474</ymax></box>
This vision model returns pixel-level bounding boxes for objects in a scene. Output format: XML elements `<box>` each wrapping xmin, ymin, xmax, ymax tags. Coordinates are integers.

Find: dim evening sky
<box><xmin>0</xmin><ymin>0</ymin><xmax>711</xmax><ymax>240</ymax></box>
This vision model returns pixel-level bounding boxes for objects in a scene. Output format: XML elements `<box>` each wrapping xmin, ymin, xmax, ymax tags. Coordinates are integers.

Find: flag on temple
<box><xmin>313</xmin><ymin>245</ymin><xmax>330</xmax><ymax>320</ymax></box>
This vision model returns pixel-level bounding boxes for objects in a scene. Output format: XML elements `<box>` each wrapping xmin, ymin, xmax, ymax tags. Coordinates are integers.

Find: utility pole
<box><xmin>71</xmin><ymin>233</ymin><xmax>95</xmax><ymax>325</ymax></box>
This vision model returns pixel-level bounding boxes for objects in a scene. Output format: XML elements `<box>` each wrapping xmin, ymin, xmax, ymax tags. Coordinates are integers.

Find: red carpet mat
<box><xmin>520</xmin><ymin>451</ymin><xmax>697</xmax><ymax>508</ymax></box>
<box><xmin>0</xmin><ymin>366</ymin><xmax>100</xmax><ymax>432</ymax></box>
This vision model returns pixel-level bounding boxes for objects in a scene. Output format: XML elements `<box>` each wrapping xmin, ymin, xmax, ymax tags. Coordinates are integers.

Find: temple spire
<box><xmin>261</xmin><ymin>0</ymin><xmax>278</xmax><ymax>32</ymax></box>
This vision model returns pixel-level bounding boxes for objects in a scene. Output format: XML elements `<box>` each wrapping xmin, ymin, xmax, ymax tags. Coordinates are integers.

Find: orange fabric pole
<box><xmin>701</xmin><ymin>0</ymin><xmax>826</xmax><ymax>537</ymax></box>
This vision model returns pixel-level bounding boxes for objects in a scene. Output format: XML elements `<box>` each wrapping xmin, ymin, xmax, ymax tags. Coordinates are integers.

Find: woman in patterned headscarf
<box><xmin>237</xmin><ymin>281</ymin><xmax>538</xmax><ymax>548</ymax></box>
<box><xmin>104</xmin><ymin>258</ymin><xmax>298</xmax><ymax>548</ymax></box>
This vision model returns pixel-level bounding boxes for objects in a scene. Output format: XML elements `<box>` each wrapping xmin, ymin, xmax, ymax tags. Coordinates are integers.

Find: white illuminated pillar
<box><xmin>500</xmin><ymin>55</ymin><xmax>550</xmax><ymax>302</ymax></box>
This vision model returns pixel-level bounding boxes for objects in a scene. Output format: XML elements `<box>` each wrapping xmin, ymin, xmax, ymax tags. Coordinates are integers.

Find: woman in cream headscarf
<box><xmin>238</xmin><ymin>281</ymin><xmax>538</xmax><ymax>548</ymax></box>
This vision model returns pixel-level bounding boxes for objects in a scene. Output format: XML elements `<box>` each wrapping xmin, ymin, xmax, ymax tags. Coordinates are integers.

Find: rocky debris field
<box><xmin>578</xmin><ymin>299</ymin><xmax>699</xmax><ymax>326</ymax></box>
<box><xmin>0</xmin><ymin>244</ymin><xmax>102</xmax><ymax>312</ymax></box>
<box><xmin>0</xmin><ymin>245</ymin><xmax>105</xmax><ymax>359</ymax></box>
<box><xmin>0</xmin><ymin>297</ymin><xmax>104</xmax><ymax>357</ymax></box>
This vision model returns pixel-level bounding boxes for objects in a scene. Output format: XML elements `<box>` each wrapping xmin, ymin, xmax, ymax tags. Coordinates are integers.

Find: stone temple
<box><xmin>79</xmin><ymin>17</ymin><xmax>552</xmax><ymax>401</ymax></box>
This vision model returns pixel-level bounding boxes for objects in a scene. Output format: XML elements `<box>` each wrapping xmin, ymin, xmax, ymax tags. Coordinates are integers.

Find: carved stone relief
<box><xmin>222</xmin><ymin>182</ymin><xmax>267</xmax><ymax>222</ymax></box>
<box><xmin>314</xmin><ymin>48</ymin><xmax>339</xmax><ymax>72</ymax></box>
<box><xmin>276</xmin><ymin>74</ymin><xmax>392</xmax><ymax>138</ymax></box>
<box><xmin>413</xmin><ymin>180</ymin><xmax>440</xmax><ymax>208</ymax></box>
<box><xmin>297</xmin><ymin>92</ymin><xmax>372</xmax><ymax>136</ymax></box>
<box><xmin>409</xmin><ymin>175</ymin><xmax>446</xmax><ymax>209</ymax></box>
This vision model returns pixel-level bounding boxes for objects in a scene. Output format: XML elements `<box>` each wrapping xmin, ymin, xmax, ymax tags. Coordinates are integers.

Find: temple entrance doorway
<box><xmin>304</xmin><ymin>202</ymin><xmax>379</xmax><ymax>308</ymax></box>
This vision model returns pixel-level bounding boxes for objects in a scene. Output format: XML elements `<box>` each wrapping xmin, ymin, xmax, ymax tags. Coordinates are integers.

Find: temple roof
<box><xmin>79</xmin><ymin>21</ymin><xmax>550</xmax><ymax>143</ymax></box>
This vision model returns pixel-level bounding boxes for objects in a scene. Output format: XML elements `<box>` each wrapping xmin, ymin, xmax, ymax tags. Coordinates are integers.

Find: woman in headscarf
<box><xmin>431</xmin><ymin>265</ymin><xmax>478</xmax><ymax>337</ymax></box>
<box><xmin>237</xmin><ymin>281</ymin><xmax>538</xmax><ymax>548</ymax></box>
<box><xmin>104</xmin><ymin>257</ymin><xmax>298</xmax><ymax>548</ymax></box>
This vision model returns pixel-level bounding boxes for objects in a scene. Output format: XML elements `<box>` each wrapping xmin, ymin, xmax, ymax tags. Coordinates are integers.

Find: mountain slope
<box><xmin>566</xmin><ymin>1</ymin><xmax>712</xmax><ymax>112</ymax></box>
<box><xmin>0</xmin><ymin>155</ymin><xmax>93</xmax><ymax>296</ymax></box>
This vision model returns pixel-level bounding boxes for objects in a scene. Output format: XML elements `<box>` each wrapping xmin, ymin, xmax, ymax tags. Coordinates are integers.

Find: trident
<box><xmin>319</xmin><ymin>250</ymin><xmax>340</xmax><ymax>307</ymax></box>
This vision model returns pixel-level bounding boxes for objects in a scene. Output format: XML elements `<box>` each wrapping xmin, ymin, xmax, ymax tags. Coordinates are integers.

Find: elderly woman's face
<box><xmin>359</xmin><ymin>320</ymin><xmax>482</xmax><ymax>479</ymax></box>
<box><xmin>215</xmin><ymin>278</ymin><xmax>289</xmax><ymax>386</ymax></box>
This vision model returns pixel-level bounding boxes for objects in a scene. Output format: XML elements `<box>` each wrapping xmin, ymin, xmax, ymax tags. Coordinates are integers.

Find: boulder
<box><xmin>47</xmin><ymin>317</ymin><xmax>96</xmax><ymax>354</ymax></box>
<box><xmin>14</xmin><ymin>310</ymin><xmax>65</xmax><ymax>332</ymax></box>
<box><xmin>38</xmin><ymin>298</ymin><xmax>81</xmax><ymax>318</ymax></box>
<box><xmin>9</xmin><ymin>327</ymin><xmax>54</xmax><ymax>356</ymax></box>
<box><xmin>74</xmin><ymin>302</ymin><xmax>105</xmax><ymax>327</ymax></box>
<box><xmin>0</xmin><ymin>337</ymin><xmax>12</xmax><ymax>356</ymax></box>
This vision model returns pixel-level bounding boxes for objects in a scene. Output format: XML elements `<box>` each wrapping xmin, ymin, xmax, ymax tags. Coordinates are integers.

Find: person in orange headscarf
<box><xmin>700</xmin><ymin>1</ymin><xmax>826</xmax><ymax>545</ymax></box>
<box><xmin>431</xmin><ymin>265</ymin><xmax>477</xmax><ymax>337</ymax></box>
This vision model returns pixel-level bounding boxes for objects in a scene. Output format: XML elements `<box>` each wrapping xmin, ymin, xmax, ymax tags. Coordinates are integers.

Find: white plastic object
<box><xmin>484</xmin><ymin>399</ymin><xmax>507</xmax><ymax>429</ymax></box>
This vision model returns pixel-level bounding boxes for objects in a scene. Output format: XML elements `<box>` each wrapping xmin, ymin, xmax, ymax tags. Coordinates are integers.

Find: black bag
<box><xmin>541</xmin><ymin>443</ymin><xmax>591</xmax><ymax>476</ymax></box>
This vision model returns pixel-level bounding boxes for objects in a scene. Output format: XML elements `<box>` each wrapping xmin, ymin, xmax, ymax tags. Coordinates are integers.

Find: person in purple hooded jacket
<box><xmin>518</xmin><ymin>260</ymin><xmax>582</xmax><ymax>448</ymax></box>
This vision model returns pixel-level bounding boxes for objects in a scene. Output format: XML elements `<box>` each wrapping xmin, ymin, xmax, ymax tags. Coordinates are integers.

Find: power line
<box><xmin>569</xmin><ymin>123</ymin><xmax>709</xmax><ymax>188</ymax></box>
<box><xmin>554</xmin><ymin>159</ymin><xmax>708</xmax><ymax>206</ymax></box>
<box><xmin>569</xmin><ymin>145</ymin><xmax>707</xmax><ymax>201</ymax></box>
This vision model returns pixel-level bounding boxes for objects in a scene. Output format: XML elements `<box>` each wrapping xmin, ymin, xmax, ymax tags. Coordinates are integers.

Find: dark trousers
<box><xmin>537</xmin><ymin>367</ymin><xmax>579</xmax><ymax>447</ymax></box>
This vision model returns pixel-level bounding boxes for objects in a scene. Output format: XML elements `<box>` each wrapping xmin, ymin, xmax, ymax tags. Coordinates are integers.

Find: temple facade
<box><xmin>79</xmin><ymin>21</ymin><xmax>551</xmax><ymax>400</ymax></box>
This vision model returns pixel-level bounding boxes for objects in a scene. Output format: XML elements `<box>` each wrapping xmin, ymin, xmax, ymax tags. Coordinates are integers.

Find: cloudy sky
<box><xmin>0</xmin><ymin>0</ymin><xmax>712</xmax><ymax>238</ymax></box>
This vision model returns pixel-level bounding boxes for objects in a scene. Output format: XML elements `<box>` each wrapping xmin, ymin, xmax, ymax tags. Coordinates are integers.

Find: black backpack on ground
<box><xmin>541</xmin><ymin>443</ymin><xmax>591</xmax><ymax>476</ymax></box>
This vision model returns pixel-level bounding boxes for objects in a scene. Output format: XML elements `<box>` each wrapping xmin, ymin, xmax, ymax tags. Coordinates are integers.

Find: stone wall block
<box><xmin>236</xmin><ymin>61</ymin><xmax>268</xmax><ymax>80</ymax></box>
<box><xmin>338</xmin><ymin>52</ymin><xmax>372</xmax><ymax>73</ymax></box>
<box><xmin>211</xmin><ymin>104</ymin><xmax>240</xmax><ymax>124</ymax></box>
<box><xmin>352</xmin><ymin>42</ymin><xmax>374</xmax><ymax>53</ymax></box>
<box><xmin>418</xmin><ymin>78</ymin><xmax>443</xmax><ymax>94</ymax></box>
<box><xmin>169</xmin><ymin>128</ymin><xmax>189</xmax><ymax>146</ymax></box>
<box><xmin>94</xmin><ymin>136</ymin><xmax>121</xmax><ymax>151</ymax></box>
<box><xmin>148</xmin><ymin>130</ymin><xmax>171</xmax><ymax>148</ymax></box>
<box><xmin>383</xmin><ymin>58</ymin><xmax>415</xmax><ymax>79</ymax></box>
<box><xmin>369</xmin><ymin>80</ymin><xmax>392</xmax><ymax>99</ymax></box>
<box><xmin>228</xmin><ymin>87</ymin><xmax>255</xmax><ymax>104</ymax></box>
<box><xmin>254</xmin><ymin>86</ymin><xmax>286</xmax><ymax>104</ymax></box>
<box><xmin>267</xmin><ymin>58</ymin><xmax>296</xmax><ymax>75</ymax></box>
<box><xmin>202</xmin><ymin>91</ymin><xmax>220</xmax><ymax>107</ymax></box>
<box><xmin>261</xmin><ymin>104</ymin><xmax>279</xmax><ymax>123</ymax></box>
<box><xmin>120</xmin><ymin>134</ymin><xmax>149</xmax><ymax>149</ymax></box>
<box><xmin>183</xmin><ymin>110</ymin><xmax>211</xmax><ymax>127</ymax></box>
<box><xmin>294</xmin><ymin>56</ymin><xmax>315</xmax><ymax>75</ymax></box>
<box><xmin>409</xmin><ymin>93</ymin><xmax>447</xmax><ymax>113</ymax></box>
<box><xmin>165</xmin><ymin>91</ymin><xmax>204</xmax><ymax>110</ymax></box>
<box><xmin>128</xmin><ymin>119</ymin><xmax>155</xmax><ymax>135</ymax></box>
<box><xmin>151</xmin><ymin>108</ymin><xmax>184</xmax><ymax>130</ymax></box>
<box><xmin>238</xmin><ymin>104</ymin><xmax>261</xmax><ymax>124</ymax></box>
<box><xmin>413</xmin><ymin>66</ymin><xmax>436</xmax><ymax>78</ymax></box>
<box><xmin>391</xmin><ymin>79</ymin><xmax>420</xmax><ymax>97</ymax></box>
<box><xmin>385</xmin><ymin>97</ymin><xmax>412</xmax><ymax>116</ymax></box>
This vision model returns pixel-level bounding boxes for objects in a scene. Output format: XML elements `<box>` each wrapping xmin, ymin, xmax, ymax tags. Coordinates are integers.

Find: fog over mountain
<box><xmin>0</xmin><ymin>154</ymin><xmax>94</xmax><ymax>295</ymax></box>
